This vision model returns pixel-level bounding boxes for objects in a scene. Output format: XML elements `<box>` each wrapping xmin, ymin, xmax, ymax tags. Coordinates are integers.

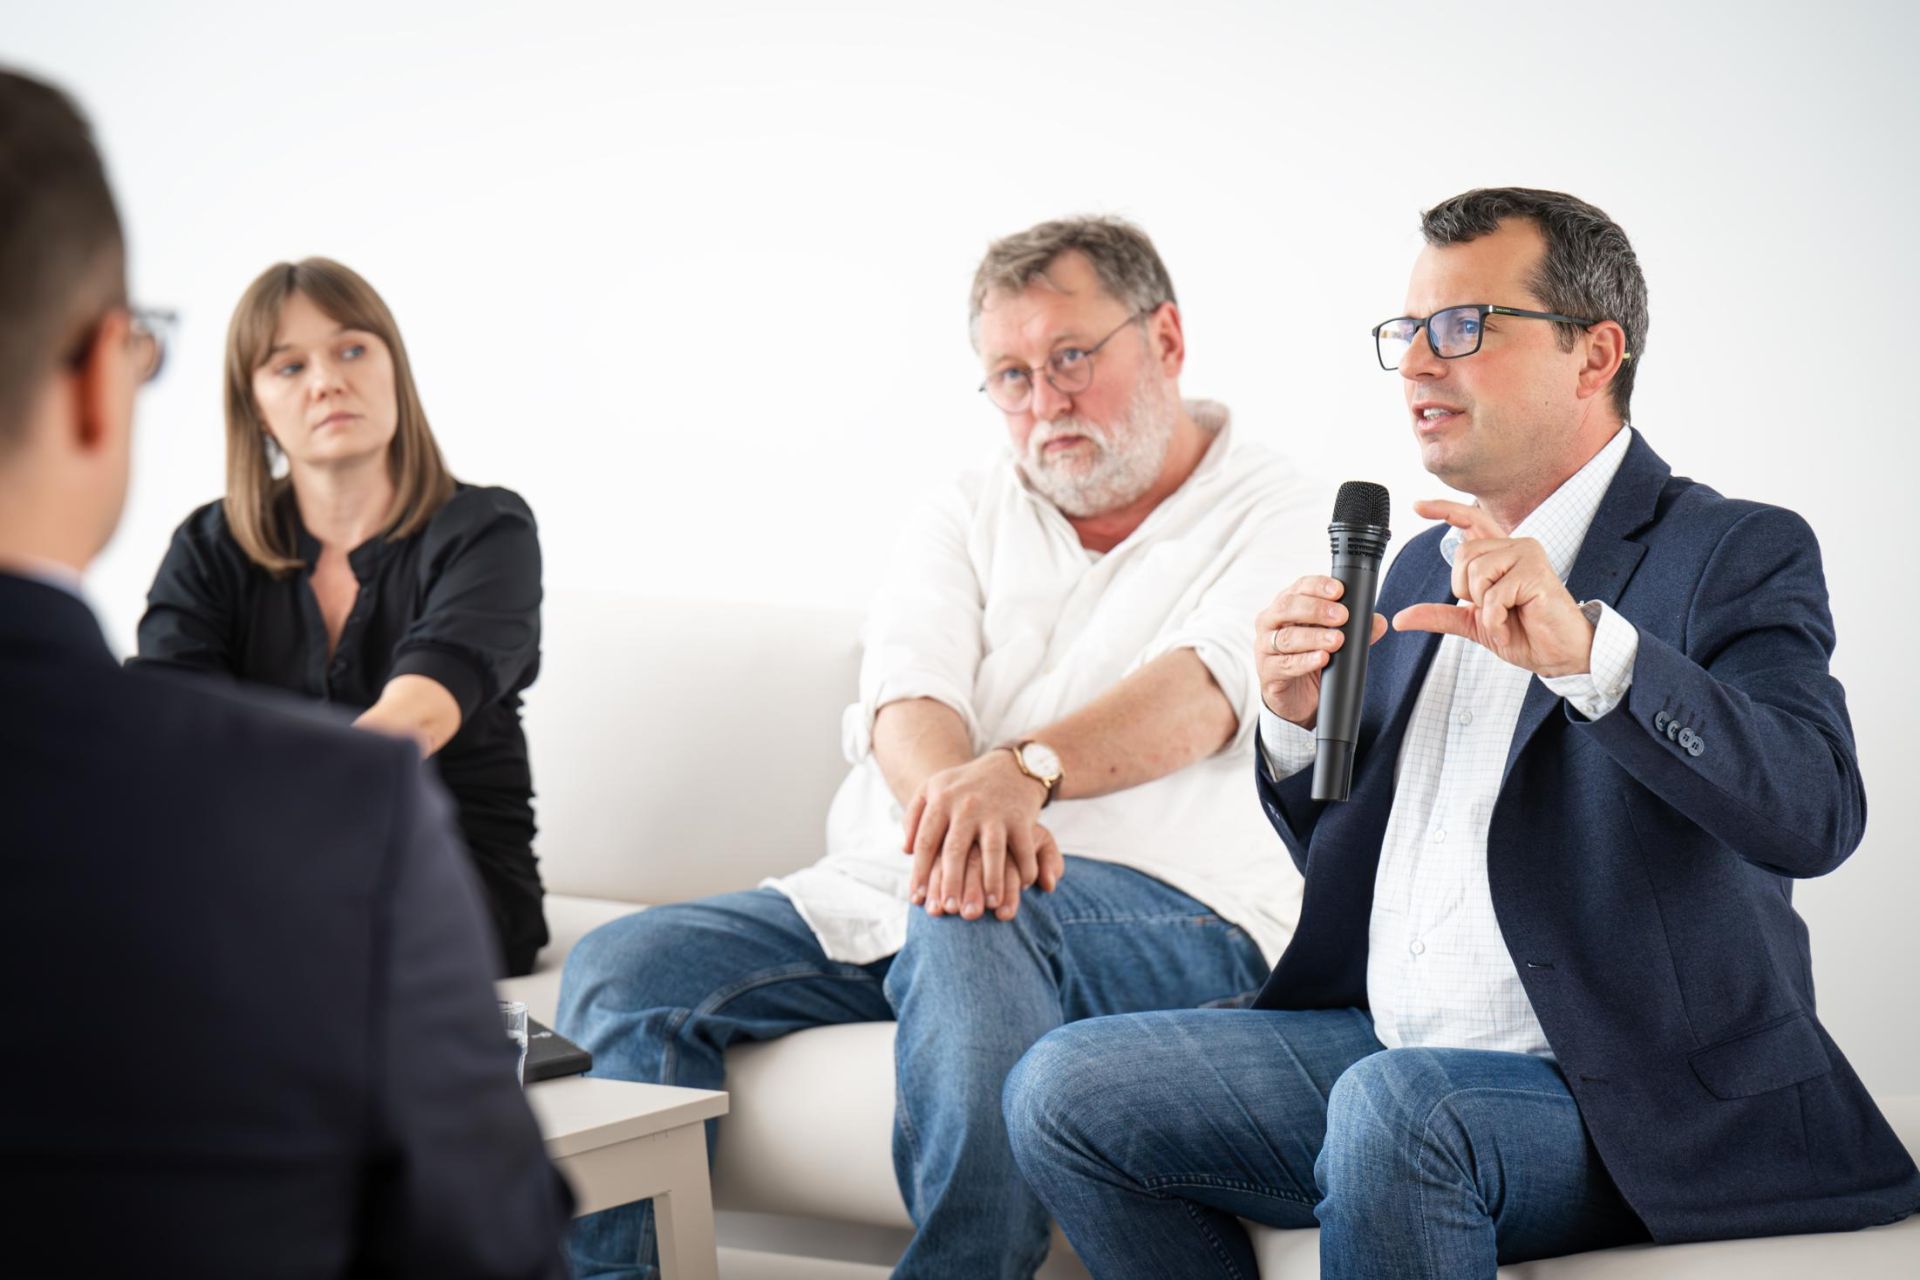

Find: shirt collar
<box><xmin>286</xmin><ymin>496</ymin><xmax>399</xmax><ymax>581</ymax></box>
<box><xmin>1439</xmin><ymin>426</ymin><xmax>1634</xmax><ymax>582</ymax></box>
<box><xmin>0</xmin><ymin>552</ymin><xmax>88</xmax><ymax>602</ymax></box>
<box><xmin>1182</xmin><ymin>399</ymin><xmax>1234</xmax><ymax>485</ymax></box>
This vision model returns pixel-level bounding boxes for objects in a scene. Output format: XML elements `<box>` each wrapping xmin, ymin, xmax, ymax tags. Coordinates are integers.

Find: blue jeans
<box><xmin>555</xmin><ymin>858</ymin><xmax>1270</xmax><ymax>1279</ymax></box>
<box><xmin>1004</xmin><ymin>1008</ymin><xmax>1648</xmax><ymax>1279</ymax></box>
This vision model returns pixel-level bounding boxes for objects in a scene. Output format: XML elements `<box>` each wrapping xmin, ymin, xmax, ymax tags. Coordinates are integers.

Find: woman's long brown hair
<box><xmin>223</xmin><ymin>257</ymin><xmax>454</xmax><ymax>575</ymax></box>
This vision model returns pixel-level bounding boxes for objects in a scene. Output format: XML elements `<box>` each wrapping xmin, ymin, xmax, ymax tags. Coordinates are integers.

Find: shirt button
<box><xmin>1456</xmin><ymin>710</ymin><xmax>1473</xmax><ymax>726</ymax></box>
<box><xmin>1409</xmin><ymin>939</ymin><xmax>1426</xmax><ymax>956</ymax></box>
<box><xmin>1432</xmin><ymin>828</ymin><xmax>1446</xmax><ymax>843</ymax></box>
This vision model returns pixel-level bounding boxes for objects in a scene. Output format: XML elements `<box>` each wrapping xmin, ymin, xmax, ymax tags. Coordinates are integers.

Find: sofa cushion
<box><xmin>714</xmin><ymin>1023</ymin><xmax>908</xmax><ymax>1228</ymax></box>
<box><xmin>523</xmin><ymin>591</ymin><xmax>860</xmax><ymax>905</ymax></box>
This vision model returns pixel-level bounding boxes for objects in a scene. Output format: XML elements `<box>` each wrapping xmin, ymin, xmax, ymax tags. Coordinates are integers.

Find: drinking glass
<box><xmin>499</xmin><ymin>999</ymin><xmax>529</xmax><ymax>1086</ymax></box>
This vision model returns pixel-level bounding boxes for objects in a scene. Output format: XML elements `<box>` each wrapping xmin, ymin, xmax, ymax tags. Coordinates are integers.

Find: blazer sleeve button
<box><xmin>1687</xmin><ymin>737</ymin><xmax>1705</xmax><ymax>758</ymax></box>
<box><xmin>1655</xmin><ymin>710</ymin><xmax>1670</xmax><ymax>731</ymax></box>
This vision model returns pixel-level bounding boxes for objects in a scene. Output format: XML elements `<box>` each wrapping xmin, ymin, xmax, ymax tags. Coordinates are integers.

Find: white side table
<box><xmin>528</xmin><ymin>1076</ymin><xmax>730</xmax><ymax>1280</ymax></box>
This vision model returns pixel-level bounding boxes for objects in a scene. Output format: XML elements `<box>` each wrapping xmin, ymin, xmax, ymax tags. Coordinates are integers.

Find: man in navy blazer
<box><xmin>1002</xmin><ymin>188</ymin><xmax>1920</xmax><ymax>1277</ymax></box>
<box><xmin>0</xmin><ymin>70</ymin><xmax>571</xmax><ymax>1276</ymax></box>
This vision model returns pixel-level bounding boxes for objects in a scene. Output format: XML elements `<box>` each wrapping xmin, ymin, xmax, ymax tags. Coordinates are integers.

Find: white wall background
<box><xmin>9</xmin><ymin>1</ymin><xmax>1918</xmax><ymax>1092</ymax></box>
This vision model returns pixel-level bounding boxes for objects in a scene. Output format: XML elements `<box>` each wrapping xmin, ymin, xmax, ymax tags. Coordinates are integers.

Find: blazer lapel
<box><xmin>1501</xmin><ymin>430</ymin><xmax>1668</xmax><ymax>783</ymax></box>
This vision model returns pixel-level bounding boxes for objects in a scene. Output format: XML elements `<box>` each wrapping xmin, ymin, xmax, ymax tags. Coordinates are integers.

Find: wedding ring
<box><xmin>1270</xmin><ymin>628</ymin><xmax>1283</xmax><ymax>654</ymax></box>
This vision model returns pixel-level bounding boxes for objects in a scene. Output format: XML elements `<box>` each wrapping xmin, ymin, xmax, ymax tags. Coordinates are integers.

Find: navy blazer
<box><xmin>1253</xmin><ymin>431</ymin><xmax>1919</xmax><ymax>1244</ymax></box>
<box><xmin>0</xmin><ymin>574</ymin><xmax>572</xmax><ymax>1277</ymax></box>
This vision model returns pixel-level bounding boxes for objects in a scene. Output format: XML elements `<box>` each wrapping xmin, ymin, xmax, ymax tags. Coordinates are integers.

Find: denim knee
<box><xmin>886</xmin><ymin>903</ymin><xmax>1055</xmax><ymax>1003</ymax></box>
<box><xmin>1321</xmin><ymin>1048</ymin><xmax>1467</xmax><ymax>1182</ymax></box>
<box><xmin>558</xmin><ymin>905</ymin><xmax>709</xmax><ymax>1021</ymax></box>
<box><xmin>561</xmin><ymin>909</ymin><xmax>650</xmax><ymax>986</ymax></box>
<box><xmin>1002</xmin><ymin>1024</ymin><xmax>1098</xmax><ymax>1169</ymax></box>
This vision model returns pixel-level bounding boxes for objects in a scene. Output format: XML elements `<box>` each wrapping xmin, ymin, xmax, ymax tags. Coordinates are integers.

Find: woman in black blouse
<box><xmin>136</xmin><ymin>258</ymin><xmax>547</xmax><ymax>975</ymax></box>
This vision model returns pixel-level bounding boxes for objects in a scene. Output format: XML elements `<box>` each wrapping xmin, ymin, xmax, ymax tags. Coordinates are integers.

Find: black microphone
<box><xmin>1311</xmin><ymin>482</ymin><xmax>1392</xmax><ymax>802</ymax></box>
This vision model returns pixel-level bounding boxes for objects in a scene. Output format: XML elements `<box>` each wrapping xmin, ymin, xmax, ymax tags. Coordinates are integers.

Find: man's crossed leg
<box><xmin>1004</xmin><ymin>1008</ymin><xmax>1646</xmax><ymax>1279</ymax></box>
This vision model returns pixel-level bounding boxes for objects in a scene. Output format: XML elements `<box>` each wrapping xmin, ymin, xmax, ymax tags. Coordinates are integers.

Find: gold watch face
<box><xmin>1020</xmin><ymin>741</ymin><xmax>1062</xmax><ymax>782</ymax></box>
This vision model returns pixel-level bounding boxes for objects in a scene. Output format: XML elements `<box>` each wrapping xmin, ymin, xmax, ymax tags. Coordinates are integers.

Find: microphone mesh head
<box><xmin>1331</xmin><ymin>481</ymin><xmax>1391</xmax><ymax>529</ymax></box>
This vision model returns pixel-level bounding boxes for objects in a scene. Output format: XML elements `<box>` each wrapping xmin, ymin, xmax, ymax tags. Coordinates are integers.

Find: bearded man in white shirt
<box><xmin>555</xmin><ymin>216</ymin><xmax>1322</xmax><ymax>1279</ymax></box>
<box><xmin>1004</xmin><ymin>188</ymin><xmax>1918</xmax><ymax>1278</ymax></box>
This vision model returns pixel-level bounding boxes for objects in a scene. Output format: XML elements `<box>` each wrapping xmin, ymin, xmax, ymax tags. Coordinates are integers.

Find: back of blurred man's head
<box><xmin>0</xmin><ymin>68</ymin><xmax>133</xmax><ymax>567</ymax></box>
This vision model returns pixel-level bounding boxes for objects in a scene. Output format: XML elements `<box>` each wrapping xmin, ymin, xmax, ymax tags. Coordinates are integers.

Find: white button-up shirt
<box><xmin>769</xmin><ymin>403</ymin><xmax>1325</xmax><ymax>965</ymax></box>
<box><xmin>1261</xmin><ymin>427</ymin><xmax>1639</xmax><ymax>1057</ymax></box>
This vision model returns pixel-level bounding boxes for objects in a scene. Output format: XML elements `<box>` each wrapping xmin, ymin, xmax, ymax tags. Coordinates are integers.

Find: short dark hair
<box><xmin>1421</xmin><ymin>187</ymin><xmax>1647</xmax><ymax>419</ymax></box>
<box><xmin>970</xmin><ymin>215</ymin><xmax>1176</xmax><ymax>348</ymax></box>
<box><xmin>0</xmin><ymin>68</ymin><xmax>125</xmax><ymax>454</ymax></box>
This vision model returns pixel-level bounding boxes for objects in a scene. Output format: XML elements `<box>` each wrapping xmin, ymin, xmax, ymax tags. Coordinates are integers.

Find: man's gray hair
<box><xmin>969</xmin><ymin>216</ymin><xmax>1176</xmax><ymax>348</ymax></box>
<box><xmin>1420</xmin><ymin>188</ymin><xmax>1648</xmax><ymax>419</ymax></box>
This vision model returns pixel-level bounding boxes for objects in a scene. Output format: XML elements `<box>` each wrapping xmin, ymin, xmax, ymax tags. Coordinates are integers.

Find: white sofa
<box><xmin>500</xmin><ymin>590</ymin><xmax>1920</xmax><ymax>1278</ymax></box>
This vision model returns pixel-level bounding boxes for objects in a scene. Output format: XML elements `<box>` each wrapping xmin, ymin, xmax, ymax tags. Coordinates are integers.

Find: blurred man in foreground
<box><xmin>0</xmin><ymin>67</ymin><xmax>572</xmax><ymax>1277</ymax></box>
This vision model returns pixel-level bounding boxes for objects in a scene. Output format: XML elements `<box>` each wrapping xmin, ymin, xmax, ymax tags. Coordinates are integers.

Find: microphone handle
<box><xmin>1312</xmin><ymin>526</ymin><xmax>1387</xmax><ymax>802</ymax></box>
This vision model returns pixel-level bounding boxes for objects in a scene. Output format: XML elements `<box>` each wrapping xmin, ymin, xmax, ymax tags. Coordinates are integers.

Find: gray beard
<box><xmin>1017</xmin><ymin>373</ymin><xmax>1176</xmax><ymax>518</ymax></box>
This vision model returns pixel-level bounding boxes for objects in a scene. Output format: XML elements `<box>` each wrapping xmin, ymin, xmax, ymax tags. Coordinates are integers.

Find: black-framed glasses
<box><xmin>65</xmin><ymin>305</ymin><xmax>178</xmax><ymax>384</ymax></box>
<box><xmin>1372</xmin><ymin>303</ymin><xmax>1599</xmax><ymax>371</ymax></box>
<box><xmin>978</xmin><ymin>308</ymin><xmax>1152</xmax><ymax>413</ymax></box>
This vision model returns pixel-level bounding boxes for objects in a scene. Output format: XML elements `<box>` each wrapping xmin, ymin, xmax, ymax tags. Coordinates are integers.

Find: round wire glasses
<box><xmin>978</xmin><ymin>308</ymin><xmax>1151</xmax><ymax>413</ymax></box>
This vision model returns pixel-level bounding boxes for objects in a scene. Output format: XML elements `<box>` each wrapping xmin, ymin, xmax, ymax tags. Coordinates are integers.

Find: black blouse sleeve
<box><xmin>132</xmin><ymin>502</ymin><xmax>244</xmax><ymax>676</ymax></box>
<box><xmin>388</xmin><ymin>487</ymin><xmax>543</xmax><ymax>721</ymax></box>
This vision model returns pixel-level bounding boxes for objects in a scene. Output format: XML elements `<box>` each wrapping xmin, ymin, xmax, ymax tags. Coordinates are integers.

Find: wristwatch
<box><xmin>1002</xmin><ymin>739</ymin><xmax>1063</xmax><ymax>807</ymax></box>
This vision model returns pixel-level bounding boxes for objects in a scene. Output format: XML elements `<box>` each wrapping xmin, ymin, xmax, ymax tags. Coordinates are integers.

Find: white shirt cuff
<box><xmin>1258</xmin><ymin>706</ymin><xmax>1318</xmax><ymax>781</ymax></box>
<box><xmin>1541</xmin><ymin>600</ymin><xmax>1638</xmax><ymax>721</ymax></box>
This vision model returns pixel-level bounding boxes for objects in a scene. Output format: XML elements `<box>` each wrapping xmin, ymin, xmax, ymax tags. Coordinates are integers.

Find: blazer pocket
<box><xmin>1690</xmin><ymin>1011</ymin><xmax>1832</xmax><ymax>1100</ymax></box>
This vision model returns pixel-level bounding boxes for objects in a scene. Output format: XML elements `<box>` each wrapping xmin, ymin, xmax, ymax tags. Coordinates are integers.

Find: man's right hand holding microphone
<box><xmin>1255</xmin><ymin>575</ymin><xmax>1390</xmax><ymax>728</ymax></box>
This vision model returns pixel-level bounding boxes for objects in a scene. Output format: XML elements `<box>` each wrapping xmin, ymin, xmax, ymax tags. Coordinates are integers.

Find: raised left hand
<box><xmin>1390</xmin><ymin>499</ymin><xmax>1595</xmax><ymax>678</ymax></box>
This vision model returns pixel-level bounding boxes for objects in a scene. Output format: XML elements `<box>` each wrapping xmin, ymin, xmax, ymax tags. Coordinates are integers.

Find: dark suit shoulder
<box><xmin>124</xmin><ymin>660</ymin><xmax>412</xmax><ymax>767</ymax></box>
<box><xmin>127</xmin><ymin>656</ymin><xmax>355</xmax><ymax>734</ymax></box>
<box><xmin>1647</xmin><ymin>472</ymin><xmax>1820</xmax><ymax>555</ymax></box>
<box><xmin>117</xmin><ymin>661</ymin><xmax>421</xmax><ymax>871</ymax></box>
<box><xmin>0</xmin><ymin>635</ymin><xmax>522</xmax><ymax>1271</ymax></box>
